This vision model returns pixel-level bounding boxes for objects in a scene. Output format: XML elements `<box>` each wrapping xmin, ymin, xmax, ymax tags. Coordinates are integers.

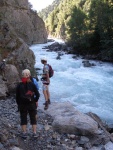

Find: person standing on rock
<box><xmin>0</xmin><ymin>59</ymin><xmax>7</xmax><ymax>81</ymax></box>
<box><xmin>41</xmin><ymin>56</ymin><xmax>50</xmax><ymax>110</ymax></box>
<box><xmin>16</xmin><ymin>69</ymin><xmax>40</xmax><ymax>138</ymax></box>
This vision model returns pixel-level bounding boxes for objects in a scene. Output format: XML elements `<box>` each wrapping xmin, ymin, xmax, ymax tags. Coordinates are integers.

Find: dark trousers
<box><xmin>19</xmin><ymin>103</ymin><xmax>37</xmax><ymax>125</ymax></box>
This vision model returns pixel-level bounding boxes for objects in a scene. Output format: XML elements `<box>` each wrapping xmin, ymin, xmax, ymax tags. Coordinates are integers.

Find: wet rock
<box><xmin>82</xmin><ymin>60</ymin><xmax>93</xmax><ymax>67</ymax></box>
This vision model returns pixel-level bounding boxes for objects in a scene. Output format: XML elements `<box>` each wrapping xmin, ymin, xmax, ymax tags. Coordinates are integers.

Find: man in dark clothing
<box><xmin>16</xmin><ymin>69</ymin><xmax>40</xmax><ymax>138</ymax></box>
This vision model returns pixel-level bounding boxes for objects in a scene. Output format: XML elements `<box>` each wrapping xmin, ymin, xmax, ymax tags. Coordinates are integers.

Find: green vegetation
<box><xmin>38</xmin><ymin>0</ymin><xmax>61</xmax><ymax>20</ymax></box>
<box><xmin>39</xmin><ymin>0</ymin><xmax>113</xmax><ymax>61</ymax></box>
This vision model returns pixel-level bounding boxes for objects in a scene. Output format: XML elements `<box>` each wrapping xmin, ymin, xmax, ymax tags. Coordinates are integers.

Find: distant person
<box><xmin>16</xmin><ymin>69</ymin><xmax>40</xmax><ymax>138</ymax></box>
<box><xmin>0</xmin><ymin>59</ymin><xmax>7</xmax><ymax>81</ymax></box>
<box><xmin>41</xmin><ymin>56</ymin><xmax>50</xmax><ymax>110</ymax></box>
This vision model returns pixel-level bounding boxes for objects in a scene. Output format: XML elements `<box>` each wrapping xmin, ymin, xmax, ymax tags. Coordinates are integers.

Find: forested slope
<box><xmin>40</xmin><ymin>0</ymin><xmax>113</xmax><ymax>61</ymax></box>
<box><xmin>38</xmin><ymin>0</ymin><xmax>61</xmax><ymax>21</ymax></box>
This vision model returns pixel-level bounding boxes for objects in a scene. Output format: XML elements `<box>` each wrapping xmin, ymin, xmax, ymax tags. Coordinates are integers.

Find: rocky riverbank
<box><xmin>0</xmin><ymin>96</ymin><xmax>113</xmax><ymax>150</ymax></box>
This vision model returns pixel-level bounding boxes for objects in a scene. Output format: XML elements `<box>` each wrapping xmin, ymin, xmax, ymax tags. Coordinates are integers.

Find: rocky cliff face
<box><xmin>0</xmin><ymin>20</ymin><xmax>36</xmax><ymax>74</ymax></box>
<box><xmin>0</xmin><ymin>0</ymin><xmax>47</xmax><ymax>45</ymax></box>
<box><xmin>0</xmin><ymin>0</ymin><xmax>48</xmax><ymax>98</ymax></box>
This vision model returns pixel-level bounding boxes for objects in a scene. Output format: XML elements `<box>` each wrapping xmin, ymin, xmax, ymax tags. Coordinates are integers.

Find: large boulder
<box><xmin>5</xmin><ymin>64</ymin><xmax>20</xmax><ymax>92</ymax></box>
<box><xmin>0</xmin><ymin>76</ymin><xmax>8</xmax><ymax>99</ymax></box>
<box><xmin>82</xmin><ymin>60</ymin><xmax>96</xmax><ymax>67</ymax></box>
<box><xmin>45</xmin><ymin>102</ymin><xmax>99</xmax><ymax>136</ymax></box>
<box><xmin>0</xmin><ymin>64</ymin><xmax>20</xmax><ymax>98</ymax></box>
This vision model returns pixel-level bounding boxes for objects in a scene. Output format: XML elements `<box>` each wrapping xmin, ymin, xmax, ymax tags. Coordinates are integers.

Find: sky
<box><xmin>28</xmin><ymin>0</ymin><xmax>54</xmax><ymax>12</ymax></box>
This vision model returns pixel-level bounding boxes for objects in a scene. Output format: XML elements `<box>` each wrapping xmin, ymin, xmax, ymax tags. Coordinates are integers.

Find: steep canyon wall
<box><xmin>0</xmin><ymin>0</ymin><xmax>47</xmax><ymax>97</ymax></box>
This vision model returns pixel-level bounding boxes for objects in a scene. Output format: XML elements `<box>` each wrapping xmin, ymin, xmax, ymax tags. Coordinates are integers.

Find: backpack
<box><xmin>32</xmin><ymin>77</ymin><xmax>39</xmax><ymax>90</ymax></box>
<box><xmin>47</xmin><ymin>64</ymin><xmax>54</xmax><ymax>78</ymax></box>
<box><xmin>23</xmin><ymin>90</ymin><xmax>34</xmax><ymax>103</ymax></box>
<box><xmin>19</xmin><ymin>82</ymin><xmax>35</xmax><ymax>104</ymax></box>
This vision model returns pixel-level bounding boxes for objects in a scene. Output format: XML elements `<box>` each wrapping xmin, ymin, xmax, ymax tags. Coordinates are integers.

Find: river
<box><xmin>30</xmin><ymin>39</ymin><xmax>113</xmax><ymax>125</ymax></box>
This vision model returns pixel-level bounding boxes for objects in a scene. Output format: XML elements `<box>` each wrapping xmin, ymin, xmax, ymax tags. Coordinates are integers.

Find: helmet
<box><xmin>22</xmin><ymin>69</ymin><xmax>31</xmax><ymax>78</ymax></box>
<box><xmin>41</xmin><ymin>56</ymin><xmax>47</xmax><ymax>61</ymax></box>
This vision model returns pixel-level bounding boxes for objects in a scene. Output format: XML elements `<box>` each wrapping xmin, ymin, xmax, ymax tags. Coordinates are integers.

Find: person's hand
<box><xmin>36</xmin><ymin>102</ymin><xmax>38</xmax><ymax>107</ymax></box>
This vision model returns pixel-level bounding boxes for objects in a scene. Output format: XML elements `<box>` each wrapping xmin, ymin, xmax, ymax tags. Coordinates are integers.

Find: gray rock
<box><xmin>0</xmin><ymin>76</ymin><xmax>8</xmax><ymax>99</ymax></box>
<box><xmin>9</xmin><ymin>139</ymin><xmax>19</xmax><ymax>147</ymax></box>
<box><xmin>80</xmin><ymin>136</ymin><xmax>90</xmax><ymax>143</ymax></box>
<box><xmin>74</xmin><ymin>147</ymin><xmax>83</xmax><ymax>150</ymax></box>
<box><xmin>10</xmin><ymin>146</ymin><xmax>23</xmax><ymax>150</ymax></box>
<box><xmin>45</xmin><ymin>102</ymin><xmax>98</xmax><ymax>135</ymax></box>
<box><xmin>5</xmin><ymin>64</ymin><xmax>20</xmax><ymax>92</ymax></box>
<box><xmin>67</xmin><ymin>134</ymin><xmax>76</xmax><ymax>139</ymax></box>
<box><xmin>82</xmin><ymin>60</ymin><xmax>94</xmax><ymax>67</ymax></box>
<box><xmin>44</xmin><ymin>124</ymin><xmax>52</xmax><ymax>131</ymax></box>
<box><xmin>0</xmin><ymin>133</ymin><xmax>8</xmax><ymax>142</ymax></box>
<box><xmin>0</xmin><ymin>143</ymin><xmax>4</xmax><ymax>149</ymax></box>
<box><xmin>89</xmin><ymin>146</ymin><xmax>102</xmax><ymax>150</ymax></box>
<box><xmin>0</xmin><ymin>0</ymin><xmax>47</xmax><ymax>45</ymax></box>
<box><xmin>104</xmin><ymin>141</ymin><xmax>113</xmax><ymax>150</ymax></box>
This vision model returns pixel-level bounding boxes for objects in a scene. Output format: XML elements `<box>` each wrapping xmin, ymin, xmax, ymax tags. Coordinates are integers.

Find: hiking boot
<box><xmin>32</xmin><ymin>133</ymin><xmax>38</xmax><ymax>138</ymax></box>
<box><xmin>44</xmin><ymin>101</ymin><xmax>48</xmax><ymax>110</ymax></box>
<box><xmin>43</xmin><ymin>99</ymin><xmax>51</xmax><ymax>105</ymax></box>
<box><xmin>21</xmin><ymin>132</ymin><xmax>28</xmax><ymax>138</ymax></box>
<box><xmin>48</xmin><ymin>99</ymin><xmax>51</xmax><ymax>104</ymax></box>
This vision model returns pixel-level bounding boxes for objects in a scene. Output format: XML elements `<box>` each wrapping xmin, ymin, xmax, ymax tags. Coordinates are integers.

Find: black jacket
<box><xmin>16</xmin><ymin>81</ymin><xmax>40</xmax><ymax>105</ymax></box>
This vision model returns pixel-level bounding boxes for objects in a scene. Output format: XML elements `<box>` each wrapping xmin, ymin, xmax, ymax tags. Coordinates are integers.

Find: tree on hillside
<box><xmin>38</xmin><ymin>0</ymin><xmax>61</xmax><ymax>20</ymax></box>
<box><xmin>89</xmin><ymin>0</ymin><xmax>113</xmax><ymax>59</ymax></box>
<box><xmin>43</xmin><ymin>0</ymin><xmax>113</xmax><ymax>61</ymax></box>
<box><xmin>66</xmin><ymin>6</ymin><xmax>87</xmax><ymax>46</ymax></box>
<box><xmin>46</xmin><ymin>7</ymin><xmax>59</xmax><ymax>36</ymax></box>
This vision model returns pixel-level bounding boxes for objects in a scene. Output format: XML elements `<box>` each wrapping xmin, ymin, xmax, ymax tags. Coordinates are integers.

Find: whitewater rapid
<box><xmin>30</xmin><ymin>40</ymin><xmax>113</xmax><ymax>125</ymax></box>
